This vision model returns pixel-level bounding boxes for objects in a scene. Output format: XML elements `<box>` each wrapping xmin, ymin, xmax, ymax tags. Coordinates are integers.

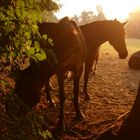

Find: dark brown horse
<box><xmin>15</xmin><ymin>17</ymin><xmax>86</xmax><ymax>132</ymax></box>
<box><xmin>128</xmin><ymin>51</ymin><xmax>140</xmax><ymax>70</ymax></box>
<box><xmin>80</xmin><ymin>19</ymin><xmax>128</xmax><ymax>99</ymax></box>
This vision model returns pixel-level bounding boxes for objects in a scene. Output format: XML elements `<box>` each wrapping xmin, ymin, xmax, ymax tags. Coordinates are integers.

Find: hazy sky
<box><xmin>55</xmin><ymin>0</ymin><xmax>140</xmax><ymax>20</ymax></box>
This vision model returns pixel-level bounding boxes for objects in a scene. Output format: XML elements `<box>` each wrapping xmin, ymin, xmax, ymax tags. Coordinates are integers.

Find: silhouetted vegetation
<box><xmin>71</xmin><ymin>6</ymin><xmax>140</xmax><ymax>40</ymax></box>
<box><xmin>71</xmin><ymin>5</ymin><xmax>106</xmax><ymax>25</ymax></box>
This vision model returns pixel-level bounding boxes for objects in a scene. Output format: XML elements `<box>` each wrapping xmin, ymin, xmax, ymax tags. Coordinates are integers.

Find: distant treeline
<box><xmin>126</xmin><ymin>9</ymin><xmax>140</xmax><ymax>39</ymax></box>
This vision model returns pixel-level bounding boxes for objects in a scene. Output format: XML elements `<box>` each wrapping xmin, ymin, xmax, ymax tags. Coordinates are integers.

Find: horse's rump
<box><xmin>38</xmin><ymin>17</ymin><xmax>86</xmax><ymax>72</ymax></box>
<box><xmin>128</xmin><ymin>51</ymin><xmax>140</xmax><ymax>70</ymax></box>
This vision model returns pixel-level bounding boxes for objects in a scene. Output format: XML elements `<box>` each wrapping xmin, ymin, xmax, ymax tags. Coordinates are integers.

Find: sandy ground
<box><xmin>79</xmin><ymin>42</ymin><xmax>140</xmax><ymax>134</ymax></box>
<box><xmin>37</xmin><ymin>41</ymin><xmax>140</xmax><ymax>139</ymax></box>
<box><xmin>1</xmin><ymin>40</ymin><xmax>140</xmax><ymax>139</ymax></box>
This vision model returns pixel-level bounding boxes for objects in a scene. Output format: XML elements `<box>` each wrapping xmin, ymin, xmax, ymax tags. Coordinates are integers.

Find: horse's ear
<box><xmin>122</xmin><ymin>21</ymin><xmax>128</xmax><ymax>26</ymax></box>
<box><xmin>59</xmin><ymin>16</ymin><xmax>69</xmax><ymax>23</ymax></box>
<box><xmin>114</xmin><ymin>18</ymin><xmax>117</xmax><ymax>21</ymax></box>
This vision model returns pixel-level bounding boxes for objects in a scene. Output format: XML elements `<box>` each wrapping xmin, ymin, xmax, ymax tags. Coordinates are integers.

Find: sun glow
<box><xmin>55</xmin><ymin>0</ymin><xmax>140</xmax><ymax>21</ymax></box>
<box><xmin>99</xmin><ymin>0</ymin><xmax>139</xmax><ymax>20</ymax></box>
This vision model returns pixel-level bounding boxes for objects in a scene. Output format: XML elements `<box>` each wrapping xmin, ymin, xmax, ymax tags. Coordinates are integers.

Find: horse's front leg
<box><xmin>56</xmin><ymin>73</ymin><xmax>65</xmax><ymax>132</ymax></box>
<box><xmin>73</xmin><ymin>71</ymin><xmax>85</xmax><ymax>120</ymax></box>
<box><xmin>45</xmin><ymin>79</ymin><xmax>54</xmax><ymax>107</ymax></box>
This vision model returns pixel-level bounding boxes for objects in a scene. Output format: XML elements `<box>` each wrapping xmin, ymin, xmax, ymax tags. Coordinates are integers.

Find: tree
<box><xmin>71</xmin><ymin>5</ymin><xmax>106</xmax><ymax>25</ymax></box>
<box><xmin>71</xmin><ymin>14</ymin><xmax>80</xmax><ymax>25</ymax></box>
<box><xmin>79</xmin><ymin>11</ymin><xmax>96</xmax><ymax>25</ymax></box>
<box><xmin>94</xmin><ymin>5</ymin><xmax>106</xmax><ymax>21</ymax></box>
<box><xmin>42</xmin><ymin>10</ymin><xmax>58</xmax><ymax>22</ymax></box>
<box><xmin>126</xmin><ymin>9</ymin><xmax>140</xmax><ymax>39</ymax></box>
<box><xmin>0</xmin><ymin>0</ymin><xmax>59</xmax><ymax>67</ymax></box>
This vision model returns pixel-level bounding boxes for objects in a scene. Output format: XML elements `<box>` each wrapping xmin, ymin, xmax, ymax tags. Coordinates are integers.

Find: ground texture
<box><xmin>37</xmin><ymin>42</ymin><xmax>140</xmax><ymax>139</ymax></box>
<box><xmin>1</xmin><ymin>40</ymin><xmax>140</xmax><ymax>140</ymax></box>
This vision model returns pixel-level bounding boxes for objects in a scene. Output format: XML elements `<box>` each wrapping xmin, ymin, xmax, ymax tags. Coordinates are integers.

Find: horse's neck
<box><xmin>80</xmin><ymin>21</ymin><xmax>111</xmax><ymax>47</ymax></box>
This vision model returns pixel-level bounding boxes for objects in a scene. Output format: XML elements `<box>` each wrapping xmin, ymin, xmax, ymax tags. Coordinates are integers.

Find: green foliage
<box><xmin>38</xmin><ymin>129</ymin><xmax>52</xmax><ymax>139</ymax></box>
<box><xmin>25</xmin><ymin>42</ymin><xmax>47</xmax><ymax>61</ymax></box>
<box><xmin>0</xmin><ymin>0</ymin><xmax>59</xmax><ymax>66</ymax></box>
<box><xmin>0</xmin><ymin>0</ymin><xmax>60</xmax><ymax>139</ymax></box>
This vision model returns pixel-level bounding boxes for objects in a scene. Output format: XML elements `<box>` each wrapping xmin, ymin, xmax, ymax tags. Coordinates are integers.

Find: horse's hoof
<box><xmin>55</xmin><ymin>123</ymin><xmax>65</xmax><ymax>134</ymax></box>
<box><xmin>48</xmin><ymin>101</ymin><xmax>55</xmax><ymax>108</ymax></box>
<box><xmin>74</xmin><ymin>112</ymin><xmax>85</xmax><ymax>121</ymax></box>
<box><xmin>85</xmin><ymin>94</ymin><xmax>90</xmax><ymax>100</ymax></box>
<box><xmin>51</xmin><ymin>125</ymin><xmax>65</xmax><ymax>139</ymax></box>
<box><xmin>91</xmin><ymin>71</ymin><xmax>96</xmax><ymax>75</ymax></box>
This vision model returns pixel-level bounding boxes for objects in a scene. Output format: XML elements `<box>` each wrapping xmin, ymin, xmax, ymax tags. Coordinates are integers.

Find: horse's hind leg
<box><xmin>56</xmin><ymin>73</ymin><xmax>65</xmax><ymax>132</ymax></box>
<box><xmin>73</xmin><ymin>70</ymin><xmax>85</xmax><ymax>120</ymax></box>
<box><xmin>83</xmin><ymin>59</ymin><xmax>93</xmax><ymax>100</ymax></box>
<box><xmin>91</xmin><ymin>55</ymin><xmax>99</xmax><ymax>75</ymax></box>
<box><xmin>89</xmin><ymin>50</ymin><xmax>99</xmax><ymax>75</ymax></box>
<box><xmin>45</xmin><ymin>79</ymin><xmax>54</xmax><ymax>107</ymax></box>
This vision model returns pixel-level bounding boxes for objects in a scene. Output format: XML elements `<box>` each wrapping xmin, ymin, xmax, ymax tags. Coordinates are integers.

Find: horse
<box><xmin>89</xmin><ymin>48</ymin><xmax>99</xmax><ymax>75</ymax></box>
<box><xmin>15</xmin><ymin>17</ymin><xmax>87</xmax><ymax>132</ymax></box>
<box><xmin>128</xmin><ymin>51</ymin><xmax>140</xmax><ymax>70</ymax></box>
<box><xmin>80</xmin><ymin>19</ymin><xmax>128</xmax><ymax>99</ymax></box>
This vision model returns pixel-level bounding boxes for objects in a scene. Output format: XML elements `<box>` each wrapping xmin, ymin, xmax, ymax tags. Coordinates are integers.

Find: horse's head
<box><xmin>108</xmin><ymin>20</ymin><xmax>128</xmax><ymax>59</ymax></box>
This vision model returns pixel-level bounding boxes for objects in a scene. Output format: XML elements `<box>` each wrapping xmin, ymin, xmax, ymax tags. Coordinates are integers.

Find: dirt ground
<box><xmin>1</xmin><ymin>41</ymin><xmax>139</xmax><ymax>139</ymax></box>
<box><xmin>36</xmin><ymin>41</ymin><xmax>140</xmax><ymax>139</ymax></box>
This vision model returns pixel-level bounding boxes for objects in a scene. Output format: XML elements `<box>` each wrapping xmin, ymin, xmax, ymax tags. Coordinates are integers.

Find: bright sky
<box><xmin>55</xmin><ymin>0</ymin><xmax>140</xmax><ymax>21</ymax></box>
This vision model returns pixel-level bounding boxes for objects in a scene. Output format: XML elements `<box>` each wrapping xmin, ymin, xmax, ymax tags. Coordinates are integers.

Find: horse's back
<box><xmin>15</xmin><ymin>17</ymin><xmax>87</xmax><ymax>107</ymax></box>
<box><xmin>38</xmin><ymin>17</ymin><xmax>86</xmax><ymax>71</ymax></box>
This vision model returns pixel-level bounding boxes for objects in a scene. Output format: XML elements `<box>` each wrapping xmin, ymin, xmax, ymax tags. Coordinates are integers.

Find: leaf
<box><xmin>30</xmin><ymin>55</ymin><xmax>38</xmax><ymax>62</ymax></box>
<box><xmin>42</xmin><ymin>34</ymin><xmax>48</xmax><ymax>40</ymax></box>
<box><xmin>25</xmin><ymin>32</ymin><xmax>31</xmax><ymax>39</ymax></box>
<box><xmin>32</xmin><ymin>25</ymin><xmax>38</xmax><ymax>32</ymax></box>
<box><xmin>38</xmin><ymin>129</ymin><xmax>52</xmax><ymax>139</ymax></box>
<box><xmin>48</xmin><ymin>38</ymin><xmax>54</xmax><ymax>46</ymax></box>
<box><xmin>38</xmin><ymin>129</ymin><xmax>47</xmax><ymax>139</ymax></box>
<box><xmin>29</xmin><ymin>47</ymin><xmax>35</xmax><ymax>55</ymax></box>
<box><xmin>34</xmin><ymin>52</ymin><xmax>46</xmax><ymax>61</ymax></box>
<box><xmin>14</xmin><ymin>41</ymin><xmax>20</xmax><ymax>49</ymax></box>
<box><xmin>40</xmin><ymin>49</ymin><xmax>46</xmax><ymax>59</ymax></box>
<box><xmin>45</xmin><ymin>130</ymin><xmax>52</xmax><ymax>138</ymax></box>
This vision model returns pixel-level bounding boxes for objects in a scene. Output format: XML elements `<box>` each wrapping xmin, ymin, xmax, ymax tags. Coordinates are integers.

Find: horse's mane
<box><xmin>81</xmin><ymin>19</ymin><xmax>122</xmax><ymax>28</ymax></box>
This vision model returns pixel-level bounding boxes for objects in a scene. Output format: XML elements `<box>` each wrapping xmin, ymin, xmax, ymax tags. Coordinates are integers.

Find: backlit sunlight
<box><xmin>55</xmin><ymin>0</ymin><xmax>140</xmax><ymax>21</ymax></box>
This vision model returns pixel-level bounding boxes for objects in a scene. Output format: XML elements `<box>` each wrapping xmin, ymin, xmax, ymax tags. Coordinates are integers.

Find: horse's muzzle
<box><xmin>119</xmin><ymin>52</ymin><xmax>128</xmax><ymax>59</ymax></box>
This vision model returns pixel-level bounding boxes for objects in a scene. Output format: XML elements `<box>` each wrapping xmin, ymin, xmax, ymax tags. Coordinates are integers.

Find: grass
<box><xmin>126</xmin><ymin>38</ymin><xmax>140</xmax><ymax>51</ymax></box>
